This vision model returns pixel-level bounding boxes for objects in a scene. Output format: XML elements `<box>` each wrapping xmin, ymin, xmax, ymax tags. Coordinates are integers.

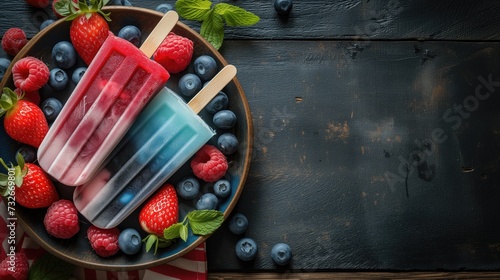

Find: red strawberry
<box><xmin>0</xmin><ymin>252</ymin><xmax>29</xmax><ymax>280</ymax></box>
<box><xmin>87</xmin><ymin>225</ymin><xmax>120</xmax><ymax>257</ymax></box>
<box><xmin>139</xmin><ymin>184</ymin><xmax>178</xmax><ymax>254</ymax></box>
<box><xmin>12</xmin><ymin>56</ymin><xmax>50</xmax><ymax>93</ymax></box>
<box><xmin>0</xmin><ymin>153</ymin><xmax>59</xmax><ymax>209</ymax></box>
<box><xmin>44</xmin><ymin>199</ymin><xmax>80</xmax><ymax>239</ymax></box>
<box><xmin>153</xmin><ymin>32</ymin><xmax>194</xmax><ymax>73</ymax></box>
<box><xmin>139</xmin><ymin>184</ymin><xmax>179</xmax><ymax>236</ymax></box>
<box><xmin>25</xmin><ymin>0</ymin><xmax>50</xmax><ymax>8</ymax></box>
<box><xmin>0</xmin><ymin>88</ymin><xmax>48</xmax><ymax>148</ymax></box>
<box><xmin>190</xmin><ymin>145</ymin><xmax>228</xmax><ymax>182</ymax></box>
<box><xmin>1</xmin><ymin>28</ymin><xmax>28</xmax><ymax>57</ymax></box>
<box><xmin>55</xmin><ymin>0</ymin><xmax>111</xmax><ymax>65</ymax></box>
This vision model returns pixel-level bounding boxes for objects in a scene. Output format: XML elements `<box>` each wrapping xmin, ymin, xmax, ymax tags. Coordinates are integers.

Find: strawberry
<box><xmin>55</xmin><ymin>0</ymin><xmax>111</xmax><ymax>65</ymax></box>
<box><xmin>0</xmin><ymin>251</ymin><xmax>29</xmax><ymax>280</ymax></box>
<box><xmin>139</xmin><ymin>184</ymin><xmax>178</xmax><ymax>254</ymax></box>
<box><xmin>0</xmin><ymin>88</ymin><xmax>48</xmax><ymax>148</ymax></box>
<box><xmin>0</xmin><ymin>153</ymin><xmax>59</xmax><ymax>209</ymax></box>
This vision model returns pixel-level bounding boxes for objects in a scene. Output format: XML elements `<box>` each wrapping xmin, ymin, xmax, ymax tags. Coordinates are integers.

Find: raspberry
<box><xmin>12</xmin><ymin>56</ymin><xmax>50</xmax><ymax>92</ymax></box>
<box><xmin>87</xmin><ymin>225</ymin><xmax>120</xmax><ymax>257</ymax></box>
<box><xmin>1</xmin><ymin>28</ymin><xmax>28</xmax><ymax>57</ymax></box>
<box><xmin>153</xmin><ymin>32</ymin><xmax>193</xmax><ymax>73</ymax></box>
<box><xmin>0</xmin><ymin>252</ymin><xmax>29</xmax><ymax>280</ymax></box>
<box><xmin>14</xmin><ymin>88</ymin><xmax>41</xmax><ymax>106</ymax></box>
<box><xmin>191</xmin><ymin>145</ymin><xmax>228</xmax><ymax>182</ymax></box>
<box><xmin>25</xmin><ymin>0</ymin><xmax>50</xmax><ymax>8</ymax></box>
<box><xmin>44</xmin><ymin>199</ymin><xmax>80</xmax><ymax>239</ymax></box>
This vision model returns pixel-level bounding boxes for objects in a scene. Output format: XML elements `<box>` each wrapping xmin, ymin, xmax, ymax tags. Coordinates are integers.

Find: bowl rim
<box><xmin>1</xmin><ymin>6</ymin><xmax>254</xmax><ymax>271</ymax></box>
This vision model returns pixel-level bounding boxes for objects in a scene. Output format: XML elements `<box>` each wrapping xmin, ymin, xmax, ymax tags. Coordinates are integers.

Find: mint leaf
<box><xmin>200</xmin><ymin>11</ymin><xmax>225</xmax><ymax>50</ymax></box>
<box><xmin>28</xmin><ymin>253</ymin><xmax>74</xmax><ymax>280</ymax></box>
<box><xmin>163</xmin><ymin>223</ymin><xmax>184</xmax><ymax>240</ymax></box>
<box><xmin>144</xmin><ymin>234</ymin><xmax>159</xmax><ymax>254</ymax></box>
<box><xmin>176</xmin><ymin>0</ymin><xmax>213</xmax><ymax>21</ymax></box>
<box><xmin>180</xmin><ymin>224</ymin><xmax>189</xmax><ymax>241</ymax></box>
<box><xmin>187</xmin><ymin>210</ymin><xmax>224</xmax><ymax>235</ymax></box>
<box><xmin>214</xmin><ymin>3</ymin><xmax>260</xmax><ymax>27</ymax></box>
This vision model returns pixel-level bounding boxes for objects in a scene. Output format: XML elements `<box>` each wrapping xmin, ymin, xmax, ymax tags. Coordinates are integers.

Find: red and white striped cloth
<box><xmin>0</xmin><ymin>200</ymin><xmax>207</xmax><ymax>280</ymax></box>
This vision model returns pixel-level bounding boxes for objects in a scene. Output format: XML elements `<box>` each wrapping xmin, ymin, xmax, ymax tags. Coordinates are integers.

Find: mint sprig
<box><xmin>143</xmin><ymin>209</ymin><xmax>224</xmax><ymax>255</ymax></box>
<box><xmin>164</xmin><ymin>209</ymin><xmax>224</xmax><ymax>241</ymax></box>
<box><xmin>175</xmin><ymin>0</ymin><xmax>260</xmax><ymax>49</ymax></box>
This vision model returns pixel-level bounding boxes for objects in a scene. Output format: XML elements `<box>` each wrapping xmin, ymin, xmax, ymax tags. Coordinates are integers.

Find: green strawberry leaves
<box><xmin>0</xmin><ymin>153</ymin><xmax>27</xmax><ymax>196</ymax></box>
<box><xmin>57</xmin><ymin>0</ymin><xmax>111</xmax><ymax>21</ymax></box>
<box><xmin>144</xmin><ymin>209</ymin><xmax>224</xmax><ymax>254</ymax></box>
<box><xmin>0</xmin><ymin>88</ymin><xmax>20</xmax><ymax>117</ymax></box>
<box><xmin>175</xmin><ymin>0</ymin><xmax>260</xmax><ymax>49</ymax></box>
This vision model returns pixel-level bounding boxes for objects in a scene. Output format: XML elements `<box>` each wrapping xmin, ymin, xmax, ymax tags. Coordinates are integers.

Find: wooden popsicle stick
<box><xmin>140</xmin><ymin>11</ymin><xmax>179</xmax><ymax>57</ymax></box>
<box><xmin>188</xmin><ymin>65</ymin><xmax>237</xmax><ymax>114</ymax></box>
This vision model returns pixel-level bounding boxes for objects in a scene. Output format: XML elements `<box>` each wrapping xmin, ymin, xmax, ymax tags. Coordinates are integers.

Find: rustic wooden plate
<box><xmin>0</xmin><ymin>6</ymin><xmax>252</xmax><ymax>271</ymax></box>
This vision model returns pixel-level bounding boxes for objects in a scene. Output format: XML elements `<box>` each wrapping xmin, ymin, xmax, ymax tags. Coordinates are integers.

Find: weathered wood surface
<box><xmin>2</xmin><ymin>0</ymin><xmax>500</xmax><ymax>44</ymax></box>
<box><xmin>3</xmin><ymin>0</ymin><xmax>500</xmax><ymax>276</ymax></box>
<box><xmin>208</xmin><ymin>272</ymin><xmax>500</xmax><ymax>279</ymax></box>
<box><xmin>210</xmin><ymin>40</ymin><xmax>500</xmax><ymax>271</ymax></box>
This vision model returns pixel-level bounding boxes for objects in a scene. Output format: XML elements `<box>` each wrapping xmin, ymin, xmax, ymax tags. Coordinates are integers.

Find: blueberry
<box><xmin>213</xmin><ymin>179</ymin><xmax>231</xmax><ymax>198</ymax></box>
<box><xmin>235</xmin><ymin>238</ymin><xmax>258</xmax><ymax>261</ymax></box>
<box><xmin>217</xmin><ymin>132</ymin><xmax>238</xmax><ymax>155</ymax></box>
<box><xmin>196</xmin><ymin>193</ymin><xmax>218</xmax><ymax>210</ymax></box>
<box><xmin>176</xmin><ymin>176</ymin><xmax>200</xmax><ymax>200</ymax></box>
<box><xmin>228</xmin><ymin>213</ymin><xmax>248</xmax><ymax>235</ymax></box>
<box><xmin>118</xmin><ymin>228</ymin><xmax>142</xmax><ymax>255</ymax></box>
<box><xmin>52</xmin><ymin>41</ymin><xmax>77</xmax><ymax>69</ymax></box>
<box><xmin>0</xmin><ymin>57</ymin><xmax>11</xmax><ymax>81</ymax></box>
<box><xmin>206</xmin><ymin>91</ymin><xmax>229</xmax><ymax>114</ymax></box>
<box><xmin>118</xmin><ymin>25</ymin><xmax>142</xmax><ymax>47</ymax></box>
<box><xmin>40</xmin><ymin>19</ymin><xmax>55</xmax><ymax>30</ymax></box>
<box><xmin>274</xmin><ymin>0</ymin><xmax>293</xmax><ymax>16</ymax></box>
<box><xmin>48</xmin><ymin>68</ymin><xmax>69</xmax><ymax>91</ymax></box>
<box><xmin>178</xmin><ymin>73</ymin><xmax>202</xmax><ymax>97</ymax></box>
<box><xmin>41</xmin><ymin>97</ymin><xmax>63</xmax><ymax>122</ymax></box>
<box><xmin>16</xmin><ymin>145</ymin><xmax>37</xmax><ymax>163</ymax></box>
<box><xmin>193</xmin><ymin>55</ymin><xmax>218</xmax><ymax>81</ymax></box>
<box><xmin>155</xmin><ymin>3</ymin><xmax>174</xmax><ymax>13</ymax></box>
<box><xmin>271</xmin><ymin>243</ymin><xmax>292</xmax><ymax>266</ymax></box>
<box><xmin>71</xmin><ymin>66</ymin><xmax>87</xmax><ymax>84</ymax></box>
<box><xmin>213</xmin><ymin>110</ymin><xmax>237</xmax><ymax>129</ymax></box>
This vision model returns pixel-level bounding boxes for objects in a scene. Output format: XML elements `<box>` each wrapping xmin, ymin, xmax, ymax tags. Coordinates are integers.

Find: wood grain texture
<box><xmin>207</xmin><ymin>40</ymin><xmax>500</xmax><ymax>271</ymax></box>
<box><xmin>207</xmin><ymin>272</ymin><xmax>500</xmax><ymax>279</ymax></box>
<box><xmin>2</xmin><ymin>0</ymin><xmax>500</xmax><ymax>44</ymax></box>
<box><xmin>2</xmin><ymin>0</ymin><xmax>500</xmax><ymax>276</ymax></box>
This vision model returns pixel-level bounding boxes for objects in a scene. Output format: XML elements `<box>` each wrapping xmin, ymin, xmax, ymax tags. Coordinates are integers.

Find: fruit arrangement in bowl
<box><xmin>0</xmin><ymin>4</ymin><xmax>252</xmax><ymax>271</ymax></box>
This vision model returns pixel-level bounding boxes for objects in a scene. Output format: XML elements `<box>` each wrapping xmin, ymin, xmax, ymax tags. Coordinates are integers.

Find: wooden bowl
<box><xmin>0</xmin><ymin>6</ymin><xmax>252</xmax><ymax>271</ymax></box>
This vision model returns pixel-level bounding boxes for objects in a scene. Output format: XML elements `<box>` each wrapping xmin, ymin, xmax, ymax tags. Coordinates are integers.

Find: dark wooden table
<box><xmin>3</xmin><ymin>0</ymin><xmax>500</xmax><ymax>279</ymax></box>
